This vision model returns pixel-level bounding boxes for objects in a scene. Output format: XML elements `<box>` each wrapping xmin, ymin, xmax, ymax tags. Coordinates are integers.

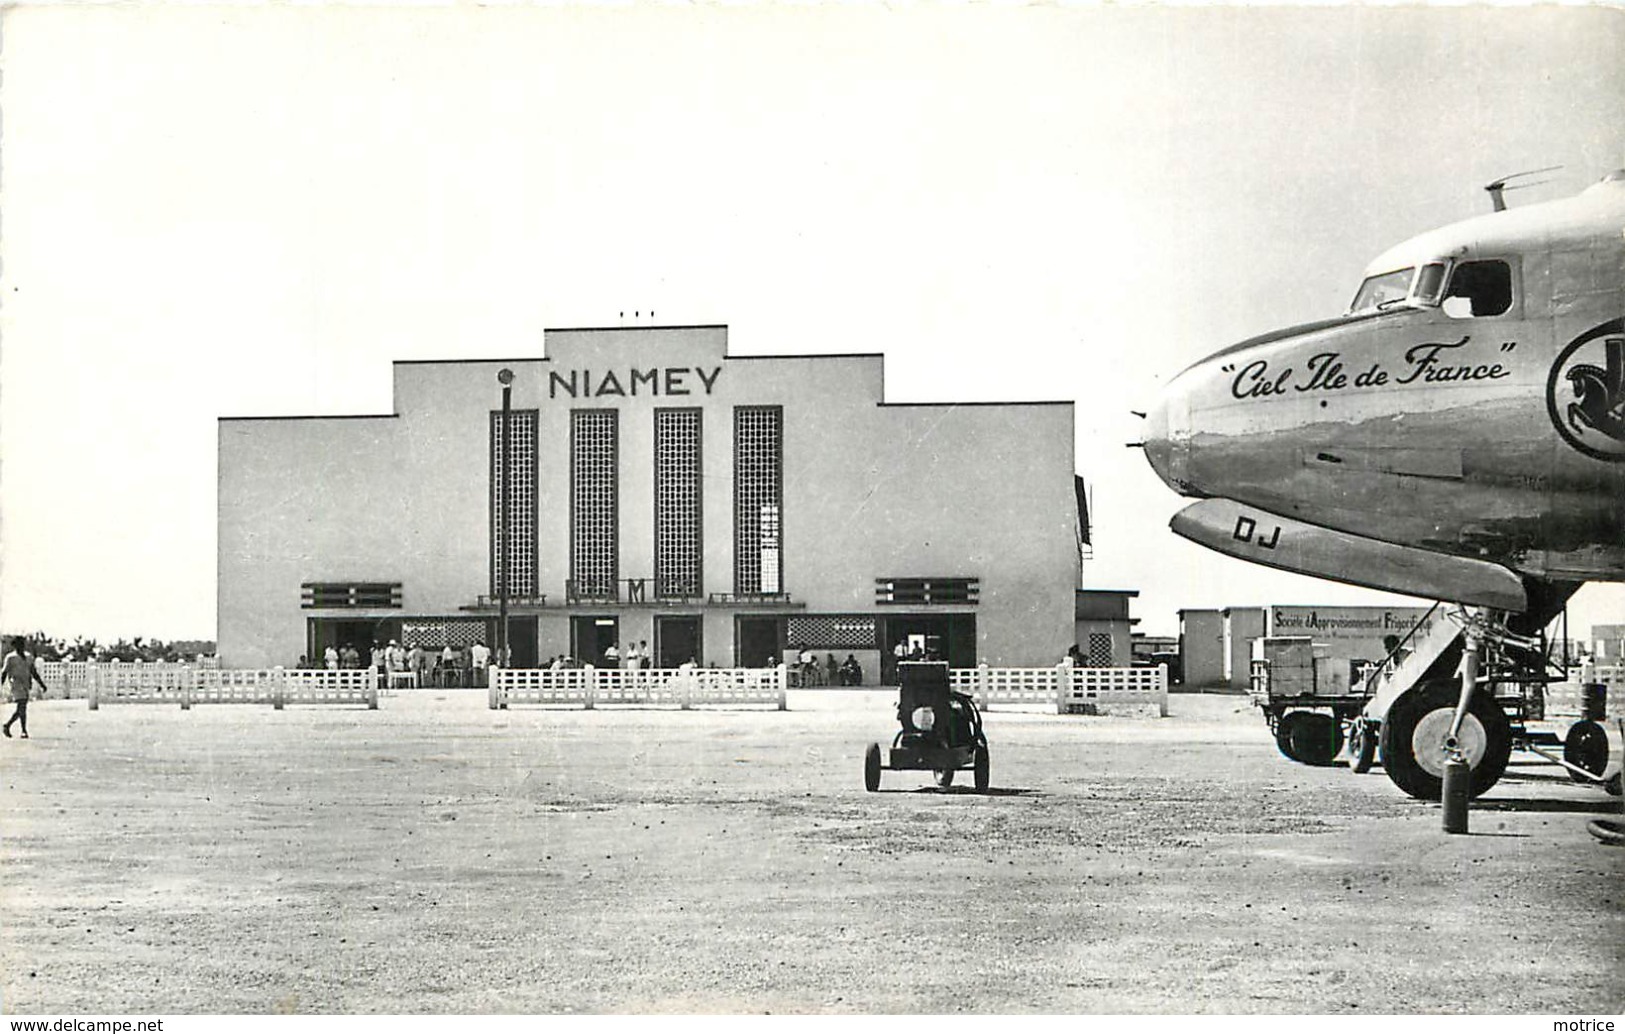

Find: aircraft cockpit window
<box><xmin>1349</xmin><ymin>268</ymin><xmax>1414</xmax><ymax>313</ymax></box>
<box><xmin>1441</xmin><ymin>260</ymin><xmax>1513</xmax><ymax>318</ymax></box>
<box><xmin>1413</xmin><ymin>263</ymin><xmax>1448</xmax><ymax>305</ymax></box>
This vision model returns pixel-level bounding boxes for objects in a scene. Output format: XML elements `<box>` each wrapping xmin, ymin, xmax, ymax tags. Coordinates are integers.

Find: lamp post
<box><xmin>496</xmin><ymin>368</ymin><xmax>515</xmax><ymax>668</ymax></box>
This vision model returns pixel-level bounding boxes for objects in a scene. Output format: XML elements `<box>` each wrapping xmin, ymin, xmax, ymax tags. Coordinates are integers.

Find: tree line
<box><xmin>7</xmin><ymin>631</ymin><xmax>216</xmax><ymax>663</ymax></box>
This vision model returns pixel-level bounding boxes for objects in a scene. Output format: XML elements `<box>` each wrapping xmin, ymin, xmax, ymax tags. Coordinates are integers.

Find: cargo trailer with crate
<box><xmin>1249</xmin><ymin>636</ymin><xmax>1368</xmax><ymax>766</ymax></box>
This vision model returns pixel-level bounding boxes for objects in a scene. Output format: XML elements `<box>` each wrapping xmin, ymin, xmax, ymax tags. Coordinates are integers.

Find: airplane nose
<box><xmin>1142</xmin><ymin>394</ymin><xmax>1171</xmax><ymax>481</ymax></box>
<box><xmin>1141</xmin><ymin>378</ymin><xmax>1189</xmax><ymax>492</ymax></box>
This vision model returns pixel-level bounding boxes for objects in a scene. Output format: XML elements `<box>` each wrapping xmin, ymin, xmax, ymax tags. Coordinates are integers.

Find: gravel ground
<box><xmin>0</xmin><ymin>689</ymin><xmax>1620</xmax><ymax>1014</ymax></box>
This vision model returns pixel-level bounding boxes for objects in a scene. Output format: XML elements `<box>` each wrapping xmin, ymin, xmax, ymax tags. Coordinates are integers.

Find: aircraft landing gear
<box><xmin>1378</xmin><ymin>681</ymin><xmax>1511</xmax><ymax>801</ymax></box>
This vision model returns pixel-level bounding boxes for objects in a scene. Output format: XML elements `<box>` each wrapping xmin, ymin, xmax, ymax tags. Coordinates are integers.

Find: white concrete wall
<box><xmin>1074</xmin><ymin>619</ymin><xmax>1133</xmax><ymax>666</ymax></box>
<box><xmin>1179</xmin><ymin>610</ymin><xmax>1226</xmax><ymax>688</ymax></box>
<box><xmin>1224</xmin><ymin>608</ymin><xmax>1266</xmax><ymax>688</ymax></box>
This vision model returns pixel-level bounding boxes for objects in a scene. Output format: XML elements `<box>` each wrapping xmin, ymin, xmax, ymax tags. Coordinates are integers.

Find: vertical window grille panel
<box><xmin>733</xmin><ymin>406</ymin><xmax>783</xmax><ymax>594</ymax></box>
<box><xmin>489</xmin><ymin>410</ymin><xmax>538</xmax><ymax>597</ymax></box>
<box><xmin>571</xmin><ymin>410</ymin><xmax>619</xmax><ymax>598</ymax></box>
<box><xmin>1087</xmin><ymin>633</ymin><xmax>1114</xmax><ymax>667</ymax></box>
<box><xmin>655</xmin><ymin>409</ymin><xmax>703</xmax><ymax>598</ymax></box>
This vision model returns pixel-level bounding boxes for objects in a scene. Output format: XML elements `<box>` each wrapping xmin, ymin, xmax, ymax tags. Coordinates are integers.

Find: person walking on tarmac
<box><xmin>2</xmin><ymin>638</ymin><xmax>51</xmax><ymax>739</ymax></box>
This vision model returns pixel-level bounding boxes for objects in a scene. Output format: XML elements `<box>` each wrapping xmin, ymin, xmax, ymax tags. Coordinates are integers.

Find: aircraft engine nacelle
<box><xmin>1170</xmin><ymin>497</ymin><xmax>1528</xmax><ymax>612</ymax></box>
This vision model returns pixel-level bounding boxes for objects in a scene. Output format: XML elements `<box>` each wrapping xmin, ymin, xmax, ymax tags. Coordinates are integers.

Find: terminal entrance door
<box><xmin>735</xmin><ymin>617</ymin><xmax>784</xmax><ymax>668</ymax></box>
<box><xmin>501</xmin><ymin>616</ymin><xmax>538</xmax><ymax>668</ymax></box>
<box><xmin>309</xmin><ymin>618</ymin><xmax>400</xmax><ymax>666</ymax></box>
<box><xmin>571</xmin><ymin>616</ymin><xmax>620</xmax><ymax>668</ymax></box>
<box><xmin>877</xmin><ymin>615</ymin><xmax>976</xmax><ymax>684</ymax></box>
<box><xmin>656</xmin><ymin>616</ymin><xmax>702</xmax><ymax>668</ymax></box>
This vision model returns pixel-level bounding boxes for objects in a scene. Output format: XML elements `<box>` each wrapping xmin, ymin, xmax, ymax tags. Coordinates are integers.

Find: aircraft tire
<box><xmin>1563</xmin><ymin>720</ymin><xmax>1610</xmax><ymax>783</ymax></box>
<box><xmin>1379</xmin><ymin>682</ymin><xmax>1510</xmax><ymax>801</ymax></box>
<box><xmin>864</xmin><ymin>743</ymin><xmax>882</xmax><ymax>792</ymax></box>
<box><xmin>1348</xmin><ymin>719</ymin><xmax>1378</xmax><ymax>774</ymax></box>
<box><xmin>974</xmin><ymin>745</ymin><xmax>990</xmax><ymax>792</ymax></box>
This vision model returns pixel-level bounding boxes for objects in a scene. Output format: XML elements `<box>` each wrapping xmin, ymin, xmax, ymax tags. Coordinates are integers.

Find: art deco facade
<box><xmin>218</xmin><ymin>325</ymin><xmax>1084</xmax><ymax>676</ymax></box>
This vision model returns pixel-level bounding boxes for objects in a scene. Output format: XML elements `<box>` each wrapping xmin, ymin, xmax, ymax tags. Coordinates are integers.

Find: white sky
<box><xmin>2</xmin><ymin>3</ymin><xmax>1623</xmax><ymax>642</ymax></box>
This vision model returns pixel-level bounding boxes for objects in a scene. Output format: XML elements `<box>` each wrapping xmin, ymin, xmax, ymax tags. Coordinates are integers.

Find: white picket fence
<box><xmin>950</xmin><ymin>663</ymin><xmax>1169</xmax><ymax>716</ymax></box>
<box><xmin>47</xmin><ymin>663</ymin><xmax>380</xmax><ymax>710</ymax></box>
<box><xmin>490</xmin><ymin>664</ymin><xmax>788</xmax><ymax>710</ymax></box>
<box><xmin>37</xmin><ymin>659</ymin><xmax>228</xmax><ymax>698</ymax></box>
<box><xmin>36</xmin><ymin>661</ymin><xmax>96</xmax><ymax>698</ymax></box>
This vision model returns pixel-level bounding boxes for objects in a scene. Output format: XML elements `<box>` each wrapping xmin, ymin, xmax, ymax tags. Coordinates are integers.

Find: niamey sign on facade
<box><xmin>546</xmin><ymin>366</ymin><xmax>724</xmax><ymax>399</ymax></box>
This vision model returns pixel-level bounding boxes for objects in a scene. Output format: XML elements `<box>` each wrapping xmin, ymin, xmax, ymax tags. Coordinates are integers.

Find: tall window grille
<box><xmin>733</xmin><ymin>406</ymin><xmax>783</xmax><ymax>594</ymax></box>
<box><xmin>655</xmin><ymin>409</ymin><xmax>703</xmax><ymax>598</ymax></box>
<box><xmin>1087</xmin><ymin>633</ymin><xmax>1114</xmax><ymax>667</ymax></box>
<box><xmin>571</xmin><ymin>409</ymin><xmax>619</xmax><ymax>599</ymax></box>
<box><xmin>489</xmin><ymin>409</ymin><xmax>538</xmax><ymax>597</ymax></box>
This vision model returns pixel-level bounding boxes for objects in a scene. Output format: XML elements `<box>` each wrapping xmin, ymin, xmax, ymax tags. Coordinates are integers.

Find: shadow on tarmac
<box><xmin>1501</xmin><ymin>767</ymin><xmax>1576</xmax><ymax>784</ymax></box>
<box><xmin>1470</xmin><ymin>796</ymin><xmax>1618</xmax><ymax>814</ymax></box>
<box><xmin>904</xmin><ymin>786</ymin><xmax>1041</xmax><ymax>798</ymax></box>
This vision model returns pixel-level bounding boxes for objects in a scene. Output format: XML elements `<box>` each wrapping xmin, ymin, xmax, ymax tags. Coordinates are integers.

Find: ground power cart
<box><xmin>865</xmin><ymin>660</ymin><xmax>990</xmax><ymax>791</ymax></box>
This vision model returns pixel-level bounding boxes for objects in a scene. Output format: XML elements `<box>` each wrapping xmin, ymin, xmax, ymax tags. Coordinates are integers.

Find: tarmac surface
<box><xmin>0</xmin><ymin>689</ymin><xmax>1621</xmax><ymax>1014</ymax></box>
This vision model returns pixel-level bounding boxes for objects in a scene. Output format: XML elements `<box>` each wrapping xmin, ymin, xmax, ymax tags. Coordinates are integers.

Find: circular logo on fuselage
<box><xmin>1547</xmin><ymin>318</ymin><xmax>1625</xmax><ymax>462</ymax></box>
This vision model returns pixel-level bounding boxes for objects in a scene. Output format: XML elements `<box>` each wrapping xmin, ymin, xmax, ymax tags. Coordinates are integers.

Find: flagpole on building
<box><xmin>496</xmin><ymin>368</ymin><xmax>515</xmax><ymax>669</ymax></box>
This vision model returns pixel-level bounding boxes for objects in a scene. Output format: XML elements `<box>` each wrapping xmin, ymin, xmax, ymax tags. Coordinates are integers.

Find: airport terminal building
<box><xmin>218</xmin><ymin>325</ymin><xmax>1086</xmax><ymax>675</ymax></box>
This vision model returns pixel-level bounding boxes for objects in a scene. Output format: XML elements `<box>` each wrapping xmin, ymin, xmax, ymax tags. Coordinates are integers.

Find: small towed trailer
<box><xmin>1249</xmin><ymin>636</ymin><xmax>1364</xmax><ymax>767</ymax></box>
<box><xmin>865</xmin><ymin>661</ymin><xmax>989</xmax><ymax>791</ymax></box>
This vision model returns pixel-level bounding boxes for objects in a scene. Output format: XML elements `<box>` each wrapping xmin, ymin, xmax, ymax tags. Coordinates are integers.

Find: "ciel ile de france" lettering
<box><xmin>548</xmin><ymin>366</ymin><xmax>723</xmax><ymax>399</ymax></box>
<box><xmin>1229</xmin><ymin>336</ymin><xmax>1512</xmax><ymax>400</ymax></box>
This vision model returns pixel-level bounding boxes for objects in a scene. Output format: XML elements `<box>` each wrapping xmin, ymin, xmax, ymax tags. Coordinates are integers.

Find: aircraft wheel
<box><xmin>1379</xmin><ymin>682</ymin><xmax>1510</xmax><ymax>801</ymax></box>
<box><xmin>934</xmin><ymin>767</ymin><xmax>955</xmax><ymax>788</ymax></box>
<box><xmin>864</xmin><ymin>743</ymin><xmax>882</xmax><ymax>792</ymax></box>
<box><xmin>974</xmin><ymin>744</ymin><xmax>990</xmax><ymax>791</ymax></box>
<box><xmin>1348</xmin><ymin>719</ymin><xmax>1378</xmax><ymax>774</ymax></box>
<box><xmin>1279</xmin><ymin>711</ymin><xmax>1342</xmax><ymax>766</ymax></box>
<box><xmin>1564</xmin><ymin>720</ymin><xmax>1610</xmax><ymax>783</ymax></box>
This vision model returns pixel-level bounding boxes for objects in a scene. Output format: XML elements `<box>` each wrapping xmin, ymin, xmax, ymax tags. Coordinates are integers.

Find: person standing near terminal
<box><xmin>384</xmin><ymin>640</ymin><xmax>403</xmax><ymax>685</ymax></box>
<box><xmin>470</xmin><ymin>639</ymin><xmax>491</xmax><ymax>685</ymax></box>
<box><xmin>3</xmin><ymin>638</ymin><xmax>50</xmax><ymax>739</ymax></box>
<box><xmin>324</xmin><ymin>644</ymin><xmax>339</xmax><ymax>671</ymax></box>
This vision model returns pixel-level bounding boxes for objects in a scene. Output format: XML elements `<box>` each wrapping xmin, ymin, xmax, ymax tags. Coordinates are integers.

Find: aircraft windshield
<box><xmin>1413</xmin><ymin>262</ymin><xmax>1448</xmax><ymax>305</ymax></box>
<box><xmin>1349</xmin><ymin>268</ymin><xmax>1415</xmax><ymax>313</ymax></box>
